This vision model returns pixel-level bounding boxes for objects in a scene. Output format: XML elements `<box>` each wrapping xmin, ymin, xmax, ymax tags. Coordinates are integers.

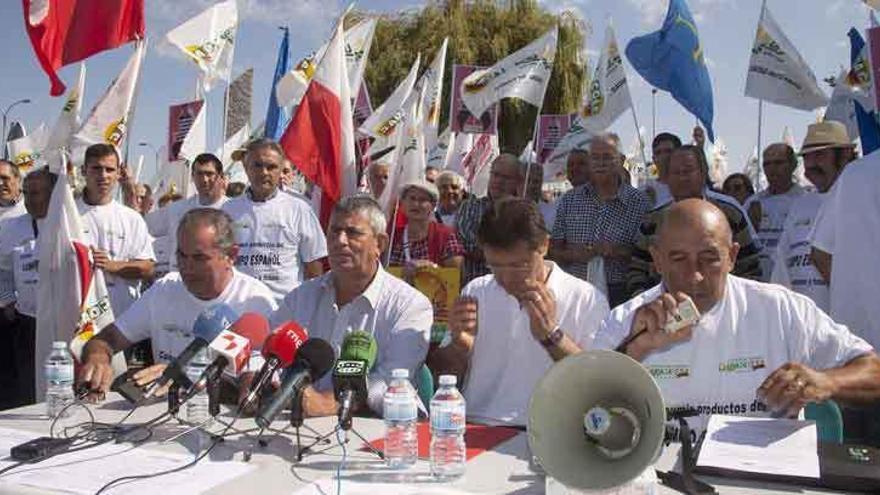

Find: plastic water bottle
<box><xmin>45</xmin><ymin>341</ymin><xmax>75</xmax><ymax>419</ymax></box>
<box><xmin>185</xmin><ymin>348</ymin><xmax>211</xmax><ymax>426</ymax></box>
<box><xmin>383</xmin><ymin>368</ymin><xmax>418</xmax><ymax>469</ymax></box>
<box><xmin>430</xmin><ymin>374</ymin><xmax>466</xmax><ymax>479</ymax></box>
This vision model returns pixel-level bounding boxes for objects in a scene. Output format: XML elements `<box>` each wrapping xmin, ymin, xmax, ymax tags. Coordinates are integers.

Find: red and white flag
<box><xmin>281</xmin><ymin>16</ymin><xmax>357</xmax><ymax>227</ymax></box>
<box><xmin>22</xmin><ymin>0</ymin><xmax>145</xmax><ymax>96</ymax></box>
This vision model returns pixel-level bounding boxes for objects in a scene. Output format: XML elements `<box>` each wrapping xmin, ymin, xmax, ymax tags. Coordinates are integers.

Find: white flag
<box><xmin>6</xmin><ymin>124</ymin><xmax>47</xmax><ymax>174</ymax></box>
<box><xmin>744</xmin><ymin>4</ymin><xmax>828</xmax><ymax>110</ymax></box>
<box><xmin>359</xmin><ymin>54</ymin><xmax>421</xmax><ymax>140</ymax></box>
<box><xmin>164</xmin><ymin>0</ymin><xmax>238</xmax><ymax>92</ymax></box>
<box><xmin>179</xmin><ymin>100</ymin><xmax>207</xmax><ymax>165</ymax></box>
<box><xmin>71</xmin><ymin>41</ymin><xmax>146</xmax><ymax>164</ymax></box>
<box><xmin>276</xmin><ymin>18</ymin><xmax>377</xmax><ymax>108</ymax></box>
<box><xmin>418</xmin><ymin>38</ymin><xmax>448</xmax><ymax>153</ymax></box>
<box><xmin>45</xmin><ymin>63</ymin><xmax>86</xmax><ymax>159</ymax></box>
<box><xmin>545</xmin><ymin>23</ymin><xmax>632</xmax><ymax>168</ymax></box>
<box><xmin>36</xmin><ymin>161</ymin><xmax>125</xmax><ymax>399</ymax></box>
<box><xmin>823</xmin><ymin>70</ymin><xmax>860</xmax><ymax>141</ymax></box>
<box><xmin>463</xmin><ymin>134</ymin><xmax>500</xmax><ymax>198</ymax></box>
<box><xmin>427</xmin><ymin>128</ymin><xmax>454</xmax><ymax>170</ymax></box>
<box><xmin>447</xmin><ymin>132</ymin><xmax>474</xmax><ymax>176</ymax></box>
<box><xmin>460</xmin><ymin>28</ymin><xmax>557</xmax><ymax>117</ymax></box>
<box><xmin>216</xmin><ymin>123</ymin><xmax>251</xmax><ymax>173</ymax></box>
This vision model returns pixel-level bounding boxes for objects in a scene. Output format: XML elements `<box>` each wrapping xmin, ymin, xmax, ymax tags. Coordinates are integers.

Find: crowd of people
<box><xmin>1</xmin><ymin>118</ymin><xmax>879</xmax><ymax>446</ymax></box>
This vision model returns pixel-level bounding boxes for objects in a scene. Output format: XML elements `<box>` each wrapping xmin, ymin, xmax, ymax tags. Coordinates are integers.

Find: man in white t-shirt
<box><xmin>744</xmin><ymin>143</ymin><xmax>807</xmax><ymax>281</ymax></box>
<box><xmin>772</xmin><ymin>122</ymin><xmax>857</xmax><ymax>312</ymax></box>
<box><xmin>223</xmin><ymin>139</ymin><xmax>327</xmax><ymax>301</ymax></box>
<box><xmin>641</xmin><ymin>133</ymin><xmax>681</xmax><ymax>208</ymax></box>
<box><xmin>0</xmin><ymin>160</ymin><xmax>26</xmax><ymax>223</ymax></box>
<box><xmin>77</xmin><ymin>144</ymin><xmax>155</xmax><ymax>317</ymax></box>
<box><xmin>79</xmin><ymin>208</ymin><xmax>277</xmax><ymax>400</ymax></box>
<box><xmin>434</xmin><ymin>198</ymin><xmax>608</xmax><ymax>427</ymax></box>
<box><xmin>595</xmin><ymin>199</ymin><xmax>880</xmax><ymax>442</ymax></box>
<box><xmin>146</xmin><ymin>153</ymin><xmax>228</xmax><ymax>273</ymax></box>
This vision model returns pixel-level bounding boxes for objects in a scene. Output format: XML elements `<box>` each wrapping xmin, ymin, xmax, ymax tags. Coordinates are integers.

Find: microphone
<box><xmin>241</xmin><ymin>321</ymin><xmax>309</xmax><ymax>410</ymax></box>
<box><xmin>255</xmin><ymin>339</ymin><xmax>335</xmax><ymax>429</ymax></box>
<box><xmin>145</xmin><ymin>303</ymin><xmax>238</xmax><ymax>398</ymax></box>
<box><xmin>332</xmin><ymin>331</ymin><xmax>378</xmax><ymax>430</ymax></box>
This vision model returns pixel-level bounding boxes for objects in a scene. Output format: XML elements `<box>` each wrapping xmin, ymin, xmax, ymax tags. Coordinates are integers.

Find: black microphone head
<box><xmin>298</xmin><ymin>339</ymin><xmax>336</xmax><ymax>381</ymax></box>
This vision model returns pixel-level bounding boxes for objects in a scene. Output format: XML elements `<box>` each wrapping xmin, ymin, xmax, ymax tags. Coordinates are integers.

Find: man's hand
<box><xmin>757</xmin><ymin>362</ymin><xmax>836</xmax><ymax>418</ymax></box>
<box><xmin>403</xmin><ymin>259</ymin><xmax>438</xmax><ymax>282</ymax></box>
<box><xmin>624</xmin><ymin>292</ymin><xmax>696</xmax><ymax>360</ymax></box>
<box><xmin>448</xmin><ymin>296</ymin><xmax>478</xmax><ymax>350</ymax></box>
<box><xmin>91</xmin><ymin>247</ymin><xmax>119</xmax><ymax>275</ymax></box>
<box><xmin>78</xmin><ymin>347</ymin><xmax>115</xmax><ymax>402</ymax></box>
<box><xmin>129</xmin><ymin>364</ymin><xmax>169</xmax><ymax>397</ymax></box>
<box><xmin>520</xmin><ymin>279</ymin><xmax>557</xmax><ymax>342</ymax></box>
<box><xmin>301</xmin><ymin>386</ymin><xmax>339</xmax><ymax>417</ymax></box>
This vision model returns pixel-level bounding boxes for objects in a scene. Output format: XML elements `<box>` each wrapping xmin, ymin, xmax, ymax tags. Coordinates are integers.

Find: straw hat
<box><xmin>799</xmin><ymin>121</ymin><xmax>856</xmax><ymax>155</ymax></box>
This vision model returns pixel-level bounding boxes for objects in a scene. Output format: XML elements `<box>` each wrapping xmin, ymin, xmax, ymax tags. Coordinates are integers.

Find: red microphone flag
<box><xmin>22</xmin><ymin>0</ymin><xmax>145</xmax><ymax>96</ymax></box>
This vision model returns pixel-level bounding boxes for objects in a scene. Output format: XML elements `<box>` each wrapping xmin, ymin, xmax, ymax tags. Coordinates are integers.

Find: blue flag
<box><xmin>854</xmin><ymin>101</ymin><xmax>880</xmax><ymax>154</ymax></box>
<box><xmin>847</xmin><ymin>27</ymin><xmax>880</xmax><ymax>152</ymax></box>
<box><xmin>264</xmin><ymin>28</ymin><xmax>290</xmax><ymax>141</ymax></box>
<box><xmin>625</xmin><ymin>0</ymin><xmax>715</xmax><ymax>141</ymax></box>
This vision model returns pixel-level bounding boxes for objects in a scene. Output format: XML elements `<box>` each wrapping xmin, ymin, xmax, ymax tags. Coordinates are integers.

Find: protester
<box><xmin>551</xmin><ymin>134</ymin><xmax>650</xmax><ymax>307</ymax></box>
<box><xmin>425</xmin><ymin>165</ymin><xmax>439</xmax><ymax>184</ymax></box>
<box><xmin>226</xmin><ymin>181</ymin><xmax>246</xmax><ymax>197</ymax></box>
<box><xmin>78</xmin><ymin>208</ymin><xmax>278</xmax><ymax>401</ymax></box>
<box><xmin>367</xmin><ymin>161</ymin><xmax>390</xmax><ymax>199</ymax></box>
<box><xmin>77</xmin><ymin>144</ymin><xmax>155</xmax><ymax>317</ymax></box>
<box><xmin>628</xmin><ymin>145</ymin><xmax>763</xmax><ymax>296</ymax></box>
<box><xmin>596</xmin><ymin>199</ymin><xmax>880</xmax><ymax>440</ymax></box>
<box><xmin>565</xmin><ymin>149</ymin><xmax>590</xmax><ymax>188</ymax></box>
<box><xmin>434</xmin><ymin>170</ymin><xmax>466</xmax><ymax>226</ymax></box>
<box><xmin>721</xmin><ymin>172</ymin><xmax>755</xmax><ymax>205</ymax></box>
<box><xmin>773</xmin><ymin>122</ymin><xmax>856</xmax><ymax>313</ymax></box>
<box><xmin>147</xmin><ymin>153</ymin><xmax>228</xmax><ymax>273</ymax></box>
<box><xmin>0</xmin><ymin>160</ymin><xmax>26</xmax><ymax>223</ymax></box>
<box><xmin>223</xmin><ymin>139</ymin><xmax>327</xmax><ymax>301</ymax></box>
<box><xmin>130</xmin><ymin>183</ymin><xmax>154</xmax><ymax>216</ymax></box>
<box><xmin>744</xmin><ymin>143</ymin><xmax>807</xmax><ymax>280</ymax></box>
<box><xmin>0</xmin><ymin>168</ymin><xmax>56</xmax><ymax>409</ymax></box>
<box><xmin>456</xmin><ymin>153</ymin><xmax>526</xmax><ymax>284</ymax></box>
<box><xmin>641</xmin><ymin>132</ymin><xmax>682</xmax><ymax>208</ymax></box>
<box><xmin>280</xmin><ymin>158</ymin><xmax>295</xmax><ymax>191</ymax></box>
<box><xmin>270</xmin><ymin>196</ymin><xmax>433</xmax><ymax>416</ymax></box>
<box><xmin>387</xmin><ymin>180</ymin><xmax>463</xmax><ymax>276</ymax></box>
<box><xmin>434</xmin><ymin>198</ymin><xmax>607</xmax><ymax>426</ymax></box>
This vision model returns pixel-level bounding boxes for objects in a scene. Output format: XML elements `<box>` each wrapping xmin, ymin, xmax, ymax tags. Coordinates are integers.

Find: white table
<box><xmin>0</xmin><ymin>396</ymin><xmax>858</xmax><ymax>494</ymax></box>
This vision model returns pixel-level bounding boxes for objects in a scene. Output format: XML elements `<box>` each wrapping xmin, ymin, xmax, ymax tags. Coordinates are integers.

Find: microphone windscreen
<box><xmin>297</xmin><ymin>338</ymin><xmax>336</xmax><ymax>381</ymax></box>
<box><xmin>193</xmin><ymin>303</ymin><xmax>239</xmax><ymax>341</ymax></box>
<box><xmin>230</xmin><ymin>312</ymin><xmax>270</xmax><ymax>348</ymax></box>
<box><xmin>263</xmin><ymin>321</ymin><xmax>309</xmax><ymax>366</ymax></box>
<box><xmin>340</xmin><ymin>331</ymin><xmax>378</xmax><ymax>370</ymax></box>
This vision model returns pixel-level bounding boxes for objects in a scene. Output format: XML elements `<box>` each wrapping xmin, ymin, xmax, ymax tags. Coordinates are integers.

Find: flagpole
<box><xmin>651</xmin><ymin>88</ymin><xmax>657</xmax><ymax>140</ymax></box>
<box><xmin>385</xmin><ymin>199</ymin><xmax>400</xmax><ymax>266</ymax></box>
<box><xmin>523</xmin><ymin>103</ymin><xmax>543</xmax><ymax>199</ymax></box>
<box><xmin>222</xmin><ymin>79</ymin><xmax>231</xmax><ymax>161</ymax></box>
<box><xmin>629</xmin><ymin>107</ymin><xmax>648</xmax><ymax>165</ymax></box>
<box><xmin>757</xmin><ymin>99</ymin><xmax>763</xmax><ymax>190</ymax></box>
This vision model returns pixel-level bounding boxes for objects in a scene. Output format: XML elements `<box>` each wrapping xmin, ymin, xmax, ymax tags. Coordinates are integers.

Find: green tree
<box><xmin>353</xmin><ymin>0</ymin><xmax>588</xmax><ymax>154</ymax></box>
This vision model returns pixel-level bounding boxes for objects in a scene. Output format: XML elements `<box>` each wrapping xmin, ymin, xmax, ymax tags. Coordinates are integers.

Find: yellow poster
<box><xmin>388</xmin><ymin>266</ymin><xmax>460</xmax><ymax>344</ymax></box>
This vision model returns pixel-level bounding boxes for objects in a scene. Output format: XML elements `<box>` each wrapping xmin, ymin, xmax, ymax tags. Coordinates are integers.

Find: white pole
<box><xmin>757</xmin><ymin>99</ymin><xmax>764</xmax><ymax>189</ymax></box>
<box><xmin>385</xmin><ymin>199</ymin><xmax>400</xmax><ymax>266</ymax></box>
<box><xmin>629</xmin><ymin>107</ymin><xmax>648</xmax><ymax>165</ymax></box>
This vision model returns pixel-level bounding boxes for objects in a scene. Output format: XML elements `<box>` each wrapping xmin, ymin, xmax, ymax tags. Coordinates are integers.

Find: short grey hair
<box><xmin>177</xmin><ymin>208</ymin><xmax>237</xmax><ymax>254</ymax></box>
<box><xmin>436</xmin><ymin>170</ymin><xmax>465</xmax><ymax>189</ymax></box>
<box><xmin>588</xmin><ymin>133</ymin><xmax>622</xmax><ymax>154</ymax></box>
<box><xmin>244</xmin><ymin>138</ymin><xmax>285</xmax><ymax>163</ymax></box>
<box><xmin>332</xmin><ymin>195</ymin><xmax>387</xmax><ymax>235</ymax></box>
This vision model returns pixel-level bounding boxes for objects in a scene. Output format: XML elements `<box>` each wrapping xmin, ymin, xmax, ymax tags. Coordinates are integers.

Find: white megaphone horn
<box><xmin>528</xmin><ymin>350</ymin><xmax>666</xmax><ymax>492</ymax></box>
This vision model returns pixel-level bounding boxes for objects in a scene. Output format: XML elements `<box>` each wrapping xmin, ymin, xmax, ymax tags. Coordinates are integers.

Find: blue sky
<box><xmin>0</xmin><ymin>0</ymin><xmax>873</xmax><ymax>183</ymax></box>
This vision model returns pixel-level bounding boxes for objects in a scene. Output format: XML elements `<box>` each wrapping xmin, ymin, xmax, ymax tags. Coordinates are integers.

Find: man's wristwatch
<box><xmin>540</xmin><ymin>326</ymin><xmax>564</xmax><ymax>348</ymax></box>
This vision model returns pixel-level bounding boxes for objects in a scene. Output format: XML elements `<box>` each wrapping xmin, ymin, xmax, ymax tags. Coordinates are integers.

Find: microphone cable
<box><xmin>335</xmin><ymin>427</ymin><xmax>347</xmax><ymax>495</ymax></box>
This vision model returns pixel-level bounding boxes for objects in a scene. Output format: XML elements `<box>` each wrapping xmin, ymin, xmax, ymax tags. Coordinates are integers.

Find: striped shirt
<box><xmin>626</xmin><ymin>195</ymin><xmax>764</xmax><ymax>297</ymax></box>
<box><xmin>455</xmin><ymin>196</ymin><xmax>493</xmax><ymax>285</ymax></box>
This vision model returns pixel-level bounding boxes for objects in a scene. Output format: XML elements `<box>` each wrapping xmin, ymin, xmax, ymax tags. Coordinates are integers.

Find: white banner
<box><xmin>460</xmin><ymin>28</ymin><xmax>557</xmax><ymax>117</ymax></box>
<box><xmin>45</xmin><ymin>63</ymin><xmax>86</xmax><ymax>163</ymax></box>
<box><xmin>418</xmin><ymin>38</ymin><xmax>448</xmax><ymax>153</ymax></box>
<box><xmin>744</xmin><ymin>4</ymin><xmax>828</xmax><ymax>110</ymax></box>
<box><xmin>165</xmin><ymin>0</ymin><xmax>238</xmax><ymax>92</ymax></box>
<box><xmin>359</xmin><ymin>54</ymin><xmax>420</xmax><ymax>140</ymax></box>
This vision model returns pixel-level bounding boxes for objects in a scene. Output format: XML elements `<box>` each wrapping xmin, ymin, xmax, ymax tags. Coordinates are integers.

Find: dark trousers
<box><xmin>0</xmin><ymin>311</ymin><xmax>36</xmax><ymax>410</ymax></box>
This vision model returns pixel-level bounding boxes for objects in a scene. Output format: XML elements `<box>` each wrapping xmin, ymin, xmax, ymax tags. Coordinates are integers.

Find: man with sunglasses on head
<box><xmin>436</xmin><ymin>198</ymin><xmax>609</xmax><ymax>427</ymax></box>
<box><xmin>223</xmin><ymin>139</ymin><xmax>327</xmax><ymax>302</ymax></box>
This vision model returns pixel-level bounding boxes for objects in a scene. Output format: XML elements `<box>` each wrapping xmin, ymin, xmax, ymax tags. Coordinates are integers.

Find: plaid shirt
<box><xmin>388</xmin><ymin>226</ymin><xmax>465</xmax><ymax>266</ymax></box>
<box><xmin>455</xmin><ymin>196</ymin><xmax>493</xmax><ymax>284</ymax></box>
<box><xmin>551</xmin><ymin>183</ymin><xmax>650</xmax><ymax>285</ymax></box>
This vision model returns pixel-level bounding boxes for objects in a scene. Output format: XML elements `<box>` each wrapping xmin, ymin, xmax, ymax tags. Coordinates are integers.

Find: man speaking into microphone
<box><xmin>79</xmin><ymin>209</ymin><xmax>277</xmax><ymax>400</ymax></box>
<box><xmin>270</xmin><ymin>196</ymin><xmax>433</xmax><ymax>417</ymax></box>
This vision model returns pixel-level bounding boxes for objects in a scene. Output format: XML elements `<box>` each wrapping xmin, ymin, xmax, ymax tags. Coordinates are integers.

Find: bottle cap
<box><xmin>391</xmin><ymin>368</ymin><xmax>409</xmax><ymax>379</ymax></box>
<box><xmin>439</xmin><ymin>374</ymin><xmax>457</xmax><ymax>386</ymax></box>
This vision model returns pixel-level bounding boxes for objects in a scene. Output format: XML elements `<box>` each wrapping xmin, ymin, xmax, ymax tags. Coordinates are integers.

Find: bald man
<box><xmin>595</xmin><ymin>199</ymin><xmax>880</xmax><ymax>442</ymax></box>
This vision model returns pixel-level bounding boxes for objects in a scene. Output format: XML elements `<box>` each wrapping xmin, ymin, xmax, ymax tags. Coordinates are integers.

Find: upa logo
<box><xmin>103</xmin><ymin>118</ymin><xmax>127</xmax><ymax>148</ymax></box>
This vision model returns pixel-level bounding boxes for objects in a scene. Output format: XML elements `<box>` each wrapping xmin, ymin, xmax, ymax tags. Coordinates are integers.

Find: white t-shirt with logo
<box><xmin>223</xmin><ymin>191</ymin><xmax>327</xmax><ymax>300</ymax></box>
<box><xmin>147</xmin><ymin>195</ymin><xmax>229</xmax><ymax>271</ymax></box>
<box><xmin>0</xmin><ymin>214</ymin><xmax>37</xmax><ymax>311</ymax></box>
<box><xmin>0</xmin><ymin>200</ymin><xmax>26</xmax><ymax>224</ymax></box>
<box><xmin>745</xmin><ymin>184</ymin><xmax>807</xmax><ymax>281</ymax></box>
<box><xmin>77</xmin><ymin>198</ymin><xmax>155</xmax><ymax>316</ymax></box>
<box><xmin>115</xmin><ymin>270</ymin><xmax>277</xmax><ymax>363</ymax></box>
<box><xmin>771</xmin><ymin>192</ymin><xmax>829</xmax><ymax>312</ymax></box>
<box><xmin>641</xmin><ymin>180</ymin><xmax>672</xmax><ymax>209</ymax></box>
<box><xmin>594</xmin><ymin>276</ymin><xmax>873</xmax><ymax>442</ymax></box>
<box><xmin>810</xmin><ymin>156</ymin><xmax>880</xmax><ymax>349</ymax></box>
<box><xmin>462</xmin><ymin>262</ymin><xmax>609</xmax><ymax>427</ymax></box>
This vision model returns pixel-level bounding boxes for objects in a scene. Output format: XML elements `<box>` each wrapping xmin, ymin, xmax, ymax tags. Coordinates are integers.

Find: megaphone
<box><xmin>528</xmin><ymin>350</ymin><xmax>665</xmax><ymax>492</ymax></box>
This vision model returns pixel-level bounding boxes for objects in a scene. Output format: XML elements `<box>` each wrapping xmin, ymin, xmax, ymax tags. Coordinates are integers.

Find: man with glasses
<box><xmin>435</xmin><ymin>198</ymin><xmax>608</xmax><ymax>426</ymax></box>
<box><xmin>744</xmin><ymin>143</ymin><xmax>807</xmax><ymax>281</ymax></box>
<box><xmin>455</xmin><ymin>153</ymin><xmax>526</xmax><ymax>284</ymax></box>
<box><xmin>223</xmin><ymin>139</ymin><xmax>327</xmax><ymax>301</ymax></box>
<box><xmin>550</xmin><ymin>134</ymin><xmax>650</xmax><ymax>307</ymax></box>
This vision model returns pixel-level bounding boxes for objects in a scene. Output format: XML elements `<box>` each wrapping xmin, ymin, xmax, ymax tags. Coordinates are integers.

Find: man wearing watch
<box><xmin>435</xmin><ymin>198</ymin><xmax>609</xmax><ymax>427</ymax></box>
